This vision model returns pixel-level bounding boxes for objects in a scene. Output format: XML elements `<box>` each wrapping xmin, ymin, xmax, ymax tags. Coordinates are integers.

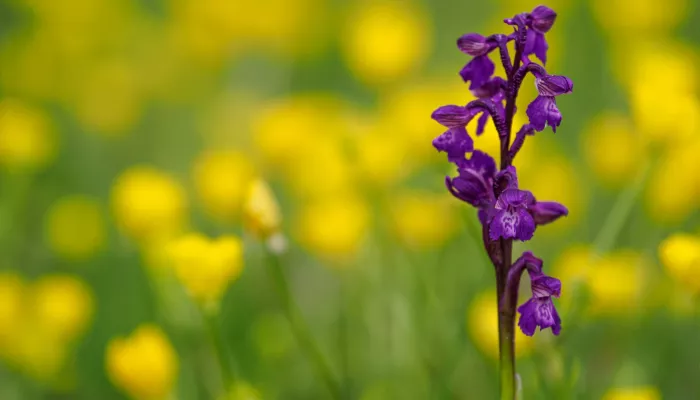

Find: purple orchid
<box><xmin>430</xmin><ymin>5</ymin><xmax>572</xmax><ymax>397</ymax></box>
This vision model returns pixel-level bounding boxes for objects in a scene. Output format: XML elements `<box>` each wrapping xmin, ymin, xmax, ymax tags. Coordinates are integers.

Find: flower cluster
<box><xmin>431</xmin><ymin>5</ymin><xmax>572</xmax><ymax>337</ymax></box>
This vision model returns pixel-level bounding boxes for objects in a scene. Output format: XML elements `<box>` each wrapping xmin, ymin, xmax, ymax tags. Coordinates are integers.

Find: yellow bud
<box><xmin>0</xmin><ymin>98</ymin><xmax>56</xmax><ymax>171</ymax></box>
<box><xmin>45</xmin><ymin>195</ymin><xmax>105</xmax><ymax>260</ymax></box>
<box><xmin>243</xmin><ymin>179</ymin><xmax>282</xmax><ymax>239</ymax></box>
<box><xmin>111</xmin><ymin>166</ymin><xmax>188</xmax><ymax>242</ymax></box>
<box><xmin>659</xmin><ymin>233</ymin><xmax>700</xmax><ymax>292</ymax></box>
<box><xmin>466</xmin><ymin>291</ymin><xmax>533</xmax><ymax>359</ymax></box>
<box><xmin>602</xmin><ymin>386</ymin><xmax>662</xmax><ymax>400</ymax></box>
<box><xmin>169</xmin><ymin>233</ymin><xmax>244</xmax><ymax>306</ymax></box>
<box><xmin>31</xmin><ymin>275</ymin><xmax>94</xmax><ymax>342</ymax></box>
<box><xmin>342</xmin><ymin>1</ymin><xmax>430</xmax><ymax>85</ymax></box>
<box><xmin>106</xmin><ymin>324</ymin><xmax>178</xmax><ymax>400</ymax></box>
<box><xmin>390</xmin><ymin>191</ymin><xmax>458</xmax><ymax>250</ymax></box>
<box><xmin>193</xmin><ymin>150</ymin><xmax>255</xmax><ymax>222</ymax></box>
<box><xmin>295</xmin><ymin>196</ymin><xmax>369</xmax><ymax>262</ymax></box>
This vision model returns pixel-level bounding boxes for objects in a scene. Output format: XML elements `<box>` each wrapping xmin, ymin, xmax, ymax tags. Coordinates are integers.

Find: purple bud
<box><xmin>535</xmin><ymin>75</ymin><xmax>573</xmax><ymax>96</ymax></box>
<box><xmin>530</xmin><ymin>6</ymin><xmax>557</xmax><ymax>33</ymax></box>
<box><xmin>529</xmin><ymin>201</ymin><xmax>568</xmax><ymax>225</ymax></box>
<box><xmin>431</xmin><ymin>105</ymin><xmax>471</xmax><ymax>128</ymax></box>
<box><xmin>457</xmin><ymin>33</ymin><xmax>490</xmax><ymax>56</ymax></box>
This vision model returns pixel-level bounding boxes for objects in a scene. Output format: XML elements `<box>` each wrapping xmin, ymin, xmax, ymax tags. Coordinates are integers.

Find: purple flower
<box><xmin>457</xmin><ymin>33</ymin><xmax>491</xmax><ymax>56</ymax></box>
<box><xmin>526</xmin><ymin>75</ymin><xmax>572</xmax><ymax>132</ymax></box>
<box><xmin>471</xmin><ymin>77</ymin><xmax>506</xmax><ymax>136</ymax></box>
<box><xmin>489</xmin><ymin>188</ymin><xmax>536</xmax><ymax>241</ymax></box>
<box><xmin>525</xmin><ymin>6</ymin><xmax>557</xmax><ymax>64</ymax></box>
<box><xmin>529</xmin><ymin>201</ymin><xmax>568</xmax><ymax>225</ymax></box>
<box><xmin>432</xmin><ymin>126</ymin><xmax>473</xmax><ymax>166</ymax></box>
<box><xmin>460</xmin><ymin>55</ymin><xmax>495</xmax><ymax>90</ymax></box>
<box><xmin>445</xmin><ymin>150</ymin><xmax>497</xmax><ymax>207</ymax></box>
<box><xmin>517</xmin><ymin>270</ymin><xmax>562</xmax><ymax>336</ymax></box>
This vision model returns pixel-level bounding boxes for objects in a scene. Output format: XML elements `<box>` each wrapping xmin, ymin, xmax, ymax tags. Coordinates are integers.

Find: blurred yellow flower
<box><xmin>552</xmin><ymin>244</ymin><xmax>595</xmax><ymax>312</ymax></box>
<box><xmin>252</xmin><ymin>95</ymin><xmax>346</xmax><ymax>170</ymax></box>
<box><xmin>659</xmin><ymin>233</ymin><xmax>700</xmax><ymax>293</ymax></box>
<box><xmin>467</xmin><ymin>291</ymin><xmax>533</xmax><ymax>359</ymax></box>
<box><xmin>71</xmin><ymin>59</ymin><xmax>144</xmax><ymax>136</ymax></box>
<box><xmin>243</xmin><ymin>179</ymin><xmax>282</xmax><ymax>240</ymax></box>
<box><xmin>285</xmin><ymin>136</ymin><xmax>355</xmax><ymax>200</ymax></box>
<box><xmin>106</xmin><ymin>324</ymin><xmax>178</xmax><ymax>400</ymax></box>
<box><xmin>169</xmin><ymin>233</ymin><xmax>244</xmax><ymax>306</ymax></box>
<box><xmin>0</xmin><ymin>99</ymin><xmax>56</xmax><ymax>171</ymax></box>
<box><xmin>520</xmin><ymin>154</ymin><xmax>584</xmax><ymax>232</ymax></box>
<box><xmin>586</xmin><ymin>251</ymin><xmax>648</xmax><ymax>315</ymax></box>
<box><xmin>470</xmin><ymin>113</ymin><xmax>533</xmax><ymax>172</ymax></box>
<box><xmin>219</xmin><ymin>382</ymin><xmax>263</xmax><ymax>400</ymax></box>
<box><xmin>111</xmin><ymin>166</ymin><xmax>188</xmax><ymax>242</ymax></box>
<box><xmin>193</xmin><ymin>150</ymin><xmax>255</xmax><ymax>222</ymax></box>
<box><xmin>354</xmin><ymin>127</ymin><xmax>408</xmax><ymax>187</ymax></box>
<box><xmin>45</xmin><ymin>195</ymin><xmax>106</xmax><ymax>260</ymax></box>
<box><xmin>592</xmin><ymin>0</ymin><xmax>688</xmax><ymax>32</ymax></box>
<box><xmin>31</xmin><ymin>275</ymin><xmax>94</xmax><ymax>342</ymax></box>
<box><xmin>0</xmin><ymin>272</ymin><xmax>24</xmax><ymax>352</ymax></box>
<box><xmin>602</xmin><ymin>386</ymin><xmax>662</xmax><ymax>400</ymax></box>
<box><xmin>342</xmin><ymin>1</ymin><xmax>430</xmax><ymax>85</ymax></box>
<box><xmin>582</xmin><ymin>113</ymin><xmax>643</xmax><ymax>187</ymax></box>
<box><xmin>645</xmin><ymin>141</ymin><xmax>700</xmax><ymax>224</ymax></box>
<box><xmin>295</xmin><ymin>195</ymin><xmax>370</xmax><ymax>261</ymax></box>
<box><xmin>378</xmin><ymin>81</ymin><xmax>461</xmax><ymax>164</ymax></box>
<box><xmin>0</xmin><ymin>273</ymin><xmax>93</xmax><ymax>382</ymax></box>
<box><xmin>390</xmin><ymin>191</ymin><xmax>458</xmax><ymax>250</ymax></box>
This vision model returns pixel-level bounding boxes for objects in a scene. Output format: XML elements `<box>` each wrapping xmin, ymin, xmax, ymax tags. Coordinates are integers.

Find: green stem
<box><xmin>265</xmin><ymin>249</ymin><xmax>343</xmax><ymax>400</ymax></box>
<box><xmin>498</xmin><ymin>239</ymin><xmax>516</xmax><ymax>400</ymax></box>
<box><xmin>202</xmin><ymin>308</ymin><xmax>235</xmax><ymax>390</ymax></box>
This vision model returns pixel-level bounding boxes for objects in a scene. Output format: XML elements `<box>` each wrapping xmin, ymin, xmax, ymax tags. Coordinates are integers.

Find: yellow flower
<box><xmin>169</xmin><ymin>233</ymin><xmax>244</xmax><ymax>306</ymax></box>
<box><xmin>193</xmin><ymin>150</ymin><xmax>255</xmax><ymax>222</ymax></box>
<box><xmin>354</xmin><ymin>126</ymin><xmax>408</xmax><ymax>187</ymax></box>
<box><xmin>585</xmin><ymin>250</ymin><xmax>648</xmax><ymax>315</ymax></box>
<box><xmin>252</xmin><ymin>94</ymin><xmax>346</xmax><ymax>170</ymax></box>
<box><xmin>71</xmin><ymin>59</ymin><xmax>144</xmax><ymax>136</ymax></box>
<box><xmin>295</xmin><ymin>195</ymin><xmax>370</xmax><ymax>261</ymax></box>
<box><xmin>390</xmin><ymin>191</ymin><xmax>458</xmax><ymax>250</ymax></box>
<box><xmin>520</xmin><ymin>154</ymin><xmax>584</xmax><ymax>233</ymax></box>
<box><xmin>285</xmin><ymin>136</ymin><xmax>355</xmax><ymax>200</ymax></box>
<box><xmin>551</xmin><ymin>245</ymin><xmax>595</xmax><ymax>312</ymax></box>
<box><xmin>111</xmin><ymin>166</ymin><xmax>188</xmax><ymax>242</ymax></box>
<box><xmin>644</xmin><ymin>141</ymin><xmax>700</xmax><ymax>224</ymax></box>
<box><xmin>0</xmin><ymin>274</ymin><xmax>92</xmax><ymax>382</ymax></box>
<box><xmin>0</xmin><ymin>272</ymin><xmax>24</xmax><ymax>352</ymax></box>
<box><xmin>45</xmin><ymin>195</ymin><xmax>105</xmax><ymax>261</ymax></box>
<box><xmin>0</xmin><ymin>99</ymin><xmax>56</xmax><ymax>170</ymax></box>
<box><xmin>582</xmin><ymin>112</ymin><xmax>643</xmax><ymax>187</ymax></box>
<box><xmin>31</xmin><ymin>275</ymin><xmax>94</xmax><ymax>342</ymax></box>
<box><xmin>467</xmin><ymin>291</ymin><xmax>533</xmax><ymax>359</ymax></box>
<box><xmin>342</xmin><ymin>1</ymin><xmax>430</xmax><ymax>85</ymax></box>
<box><xmin>592</xmin><ymin>0</ymin><xmax>688</xmax><ymax>32</ymax></box>
<box><xmin>659</xmin><ymin>233</ymin><xmax>700</xmax><ymax>293</ymax></box>
<box><xmin>602</xmin><ymin>386</ymin><xmax>662</xmax><ymax>400</ymax></box>
<box><xmin>106</xmin><ymin>324</ymin><xmax>178</xmax><ymax>400</ymax></box>
<box><xmin>243</xmin><ymin>179</ymin><xmax>282</xmax><ymax>240</ymax></box>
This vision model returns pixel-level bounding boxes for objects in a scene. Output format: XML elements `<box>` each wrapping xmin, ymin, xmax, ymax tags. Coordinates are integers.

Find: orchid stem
<box><xmin>264</xmin><ymin>249</ymin><xmax>343</xmax><ymax>400</ymax></box>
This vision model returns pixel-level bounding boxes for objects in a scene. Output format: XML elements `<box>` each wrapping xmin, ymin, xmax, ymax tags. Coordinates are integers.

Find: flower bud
<box><xmin>536</xmin><ymin>75</ymin><xmax>573</xmax><ymax>97</ymax></box>
<box><xmin>530</xmin><ymin>6</ymin><xmax>557</xmax><ymax>33</ymax></box>
<box><xmin>529</xmin><ymin>201</ymin><xmax>568</xmax><ymax>225</ymax></box>
<box><xmin>457</xmin><ymin>33</ymin><xmax>490</xmax><ymax>56</ymax></box>
<box><xmin>243</xmin><ymin>179</ymin><xmax>282</xmax><ymax>240</ymax></box>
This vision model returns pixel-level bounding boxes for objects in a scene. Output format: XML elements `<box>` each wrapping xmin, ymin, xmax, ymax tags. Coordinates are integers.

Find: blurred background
<box><xmin>1</xmin><ymin>0</ymin><xmax>699</xmax><ymax>399</ymax></box>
